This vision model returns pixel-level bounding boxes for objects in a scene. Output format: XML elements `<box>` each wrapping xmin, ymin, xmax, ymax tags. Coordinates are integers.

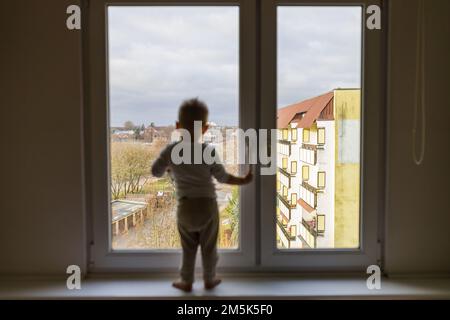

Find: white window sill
<box><xmin>1</xmin><ymin>274</ymin><xmax>449</xmax><ymax>299</ymax></box>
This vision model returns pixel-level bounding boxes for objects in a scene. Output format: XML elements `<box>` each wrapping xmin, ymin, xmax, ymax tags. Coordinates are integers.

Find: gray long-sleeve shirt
<box><xmin>151</xmin><ymin>142</ymin><xmax>230</xmax><ymax>199</ymax></box>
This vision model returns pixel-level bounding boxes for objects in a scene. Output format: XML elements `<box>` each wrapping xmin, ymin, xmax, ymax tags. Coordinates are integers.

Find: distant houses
<box><xmin>111</xmin><ymin>125</ymin><xmax>175</xmax><ymax>143</ymax></box>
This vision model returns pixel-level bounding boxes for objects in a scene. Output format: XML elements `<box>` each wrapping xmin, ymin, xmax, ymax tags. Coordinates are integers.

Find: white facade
<box><xmin>276</xmin><ymin>106</ymin><xmax>336</xmax><ymax>249</ymax></box>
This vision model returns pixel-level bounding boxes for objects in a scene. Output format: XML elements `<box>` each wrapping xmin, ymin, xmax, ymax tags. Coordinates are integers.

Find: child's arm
<box><xmin>224</xmin><ymin>169</ymin><xmax>253</xmax><ymax>185</ymax></box>
<box><xmin>212</xmin><ymin>162</ymin><xmax>253</xmax><ymax>186</ymax></box>
<box><xmin>209</xmin><ymin>145</ymin><xmax>253</xmax><ymax>185</ymax></box>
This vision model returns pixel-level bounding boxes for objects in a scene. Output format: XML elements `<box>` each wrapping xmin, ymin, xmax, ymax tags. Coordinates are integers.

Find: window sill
<box><xmin>1</xmin><ymin>274</ymin><xmax>450</xmax><ymax>299</ymax></box>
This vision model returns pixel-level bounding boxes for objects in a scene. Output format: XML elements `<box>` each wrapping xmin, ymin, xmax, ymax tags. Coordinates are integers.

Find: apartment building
<box><xmin>276</xmin><ymin>89</ymin><xmax>361</xmax><ymax>249</ymax></box>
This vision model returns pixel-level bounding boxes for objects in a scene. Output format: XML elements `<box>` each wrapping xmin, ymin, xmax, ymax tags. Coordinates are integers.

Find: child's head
<box><xmin>177</xmin><ymin>97</ymin><xmax>209</xmax><ymax>137</ymax></box>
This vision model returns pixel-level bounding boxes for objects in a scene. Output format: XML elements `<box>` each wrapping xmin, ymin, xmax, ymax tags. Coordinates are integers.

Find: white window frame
<box><xmin>87</xmin><ymin>0</ymin><xmax>257</xmax><ymax>272</ymax></box>
<box><xmin>260</xmin><ymin>0</ymin><xmax>384</xmax><ymax>271</ymax></box>
<box><xmin>86</xmin><ymin>0</ymin><xmax>386</xmax><ymax>273</ymax></box>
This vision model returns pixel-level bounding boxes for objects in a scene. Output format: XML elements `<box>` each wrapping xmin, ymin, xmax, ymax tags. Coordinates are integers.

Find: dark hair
<box><xmin>178</xmin><ymin>97</ymin><xmax>209</xmax><ymax>130</ymax></box>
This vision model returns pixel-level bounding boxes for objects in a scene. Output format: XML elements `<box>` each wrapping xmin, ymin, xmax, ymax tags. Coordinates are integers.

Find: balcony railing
<box><xmin>302</xmin><ymin>219</ymin><xmax>318</xmax><ymax>237</ymax></box>
<box><xmin>278</xmin><ymin>139</ymin><xmax>291</xmax><ymax>145</ymax></box>
<box><xmin>277</xmin><ymin>193</ymin><xmax>297</xmax><ymax>210</ymax></box>
<box><xmin>302</xmin><ymin>181</ymin><xmax>322</xmax><ymax>194</ymax></box>
<box><xmin>278</xmin><ymin>140</ymin><xmax>291</xmax><ymax>156</ymax></box>
<box><xmin>301</xmin><ymin>143</ymin><xmax>317</xmax><ymax>151</ymax></box>
<box><xmin>278</xmin><ymin>167</ymin><xmax>296</xmax><ymax>178</ymax></box>
<box><xmin>300</xmin><ymin>144</ymin><xmax>317</xmax><ymax>165</ymax></box>
<box><xmin>277</xmin><ymin>219</ymin><xmax>296</xmax><ymax>241</ymax></box>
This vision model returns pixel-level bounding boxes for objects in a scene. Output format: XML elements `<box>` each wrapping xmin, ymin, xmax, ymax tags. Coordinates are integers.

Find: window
<box><xmin>290</xmin><ymin>193</ymin><xmax>297</xmax><ymax>206</ymax></box>
<box><xmin>89</xmin><ymin>0</ymin><xmax>383</xmax><ymax>272</ymax></box>
<box><xmin>106</xmin><ymin>6</ymin><xmax>240</xmax><ymax>251</ymax></box>
<box><xmin>282</xmin><ymin>157</ymin><xmax>288</xmax><ymax>170</ymax></box>
<box><xmin>317</xmin><ymin>214</ymin><xmax>325</xmax><ymax>233</ymax></box>
<box><xmin>290</xmin><ymin>225</ymin><xmax>297</xmax><ymax>237</ymax></box>
<box><xmin>275</xmin><ymin>5</ymin><xmax>360</xmax><ymax>251</ymax></box>
<box><xmin>291</xmin><ymin>161</ymin><xmax>297</xmax><ymax>174</ymax></box>
<box><xmin>302</xmin><ymin>165</ymin><xmax>309</xmax><ymax>181</ymax></box>
<box><xmin>302</xmin><ymin>128</ymin><xmax>310</xmax><ymax>143</ymax></box>
<box><xmin>89</xmin><ymin>1</ymin><xmax>257</xmax><ymax>271</ymax></box>
<box><xmin>264</xmin><ymin>1</ymin><xmax>383</xmax><ymax>265</ymax></box>
<box><xmin>317</xmin><ymin>171</ymin><xmax>326</xmax><ymax>189</ymax></box>
<box><xmin>318</xmin><ymin>128</ymin><xmax>326</xmax><ymax>145</ymax></box>
<box><xmin>291</xmin><ymin>128</ymin><xmax>297</xmax><ymax>141</ymax></box>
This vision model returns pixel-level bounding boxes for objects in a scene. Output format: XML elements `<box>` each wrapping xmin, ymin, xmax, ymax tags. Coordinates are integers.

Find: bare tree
<box><xmin>123</xmin><ymin>120</ymin><xmax>135</xmax><ymax>130</ymax></box>
<box><xmin>110</xmin><ymin>142</ymin><xmax>155</xmax><ymax>199</ymax></box>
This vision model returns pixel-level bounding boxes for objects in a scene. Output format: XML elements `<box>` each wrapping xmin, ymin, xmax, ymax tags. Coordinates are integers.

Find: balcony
<box><xmin>302</xmin><ymin>219</ymin><xmax>318</xmax><ymax>237</ymax></box>
<box><xmin>277</xmin><ymin>140</ymin><xmax>291</xmax><ymax>156</ymax></box>
<box><xmin>302</xmin><ymin>181</ymin><xmax>321</xmax><ymax>194</ymax></box>
<box><xmin>277</xmin><ymin>193</ymin><xmax>297</xmax><ymax>210</ymax></box>
<box><xmin>301</xmin><ymin>143</ymin><xmax>317</xmax><ymax>151</ymax></box>
<box><xmin>277</xmin><ymin>219</ymin><xmax>296</xmax><ymax>242</ymax></box>
<box><xmin>300</xmin><ymin>145</ymin><xmax>317</xmax><ymax>165</ymax></box>
<box><xmin>298</xmin><ymin>219</ymin><xmax>319</xmax><ymax>248</ymax></box>
<box><xmin>278</xmin><ymin>139</ymin><xmax>291</xmax><ymax>145</ymax></box>
<box><xmin>278</xmin><ymin>167</ymin><xmax>296</xmax><ymax>178</ymax></box>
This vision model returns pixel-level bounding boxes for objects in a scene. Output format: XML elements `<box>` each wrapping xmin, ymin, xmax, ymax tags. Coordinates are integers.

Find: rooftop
<box><xmin>111</xmin><ymin>200</ymin><xmax>147</xmax><ymax>222</ymax></box>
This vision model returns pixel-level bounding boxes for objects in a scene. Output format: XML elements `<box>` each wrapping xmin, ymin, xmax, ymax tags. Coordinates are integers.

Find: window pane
<box><xmin>291</xmin><ymin>161</ymin><xmax>297</xmax><ymax>174</ymax></box>
<box><xmin>276</xmin><ymin>6</ymin><xmax>362</xmax><ymax>249</ymax></box>
<box><xmin>318</xmin><ymin>172</ymin><xmax>326</xmax><ymax>189</ymax></box>
<box><xmin>108</xmin><ymin>7</ymin><xmax>239</xmax><ymax>250</ymax></box>
<box><xmin>291</xmin><ymin>128</ymin><xmax>297</xmax><ymax>141</ymax></box>
<box><xmin>318</xmin><ymin>128</ymin><xmax>325</xmax><ymax>145</ymax></box>
<box><xmin>302</xmin><ymin>129</ymin><xmax>310</xmax><ymax>142</ymax></box>
<box><xmin>302</xmin><ymin>165</ymin><xmax>309</xmax><ymax>181</ymax></box>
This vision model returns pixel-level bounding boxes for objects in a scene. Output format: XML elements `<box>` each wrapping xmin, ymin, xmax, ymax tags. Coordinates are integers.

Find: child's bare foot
<box><xmin>204</xmin><ymin>278</ymin><xmax>222</xmax><ymax>290</ymax></box>
<box><xmin>172</xmin><ymin>280</ymin><xmax>192</xmax><ymax>292</ymax></box>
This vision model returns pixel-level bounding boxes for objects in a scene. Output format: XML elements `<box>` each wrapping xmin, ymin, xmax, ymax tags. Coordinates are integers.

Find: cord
<box><xmin>412</xmin><ymin>0</ymin><xmax>426</xmax><ymax>166</ymax></box>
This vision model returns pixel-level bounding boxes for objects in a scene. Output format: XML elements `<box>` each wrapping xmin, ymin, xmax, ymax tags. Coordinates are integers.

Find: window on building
<box><xmin>318</xmin><ymin>127</ymin><xmax>326</xmax><ymax>145</ymax></box>
<box><xmin>282</xmin><ymin>157</ymin><xmax>288</xmax><ymax>170</ymax></box>
<box><xmin>317</xmin><ymin>214</ymin><xmax>325</xmax><ymax>233</ymax></box>
<box><xmin>302</xmin><ymin>165</ymin><xmax>309</xmax><ymax>181</ymax></box>
<box><xmin>282</xmin><ymin>128</ymin><xmax>289</xmax><ymax>140</ymax></box>
<box><xmin>290</xmin><ymin>225</ymin><xmax>297</xmax><ymax>237</ymax></box>
<box><xmin>317</xmin><ymin>171</ymin><xmax>326</xmax><ymax>189</ymax></box>
<box><xmin>291</xmin><ymin>128</ymin><xmax>297</xmax><ymax>141</ymax></box>
<box><xmin>276</xmin><ymin>178</ymin><xmax>281</xmax><ymax>192</ymax></box>
<box><xmin>283</xmin><ymin>186</ymin><xmax>288</xmax><ymax>198</ymax></box>
<box><xmin>290</xmin><ymin>193</ymin><xmax>297</xmax><ymax>206</ymax></box>
<box><xmin>291</xmin><ymin>161</ymin><xmax>297</xmax><ymax>174</ymax></box>
<box><xmin>302</xmin><ymin>128</ymin><xmax>310</xmax><ymax>143</ymax></box>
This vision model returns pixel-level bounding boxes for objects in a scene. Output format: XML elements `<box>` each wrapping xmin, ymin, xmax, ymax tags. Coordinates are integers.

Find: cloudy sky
<box><xmin>108</xmin><ymin>6</ymin><xmax>361</xmax><ymax>127</ymax></box>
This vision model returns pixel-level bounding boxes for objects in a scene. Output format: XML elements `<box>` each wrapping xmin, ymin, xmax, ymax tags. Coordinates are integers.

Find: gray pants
<box><xmin>177</xmin><ymin>197</ymin><xmax>219</xmax><ymax>283</ymax></box>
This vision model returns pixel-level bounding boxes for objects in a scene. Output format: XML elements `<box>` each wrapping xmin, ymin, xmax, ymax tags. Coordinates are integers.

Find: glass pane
<box><xmin>276</xmin><ymin>6</ymin><xmax>362</xmax><ymax>249</ymax></box>
<box><xmin>108</xmin><ymin>7</ymin><xmax>239</xmax><ymax>250</ymax></box>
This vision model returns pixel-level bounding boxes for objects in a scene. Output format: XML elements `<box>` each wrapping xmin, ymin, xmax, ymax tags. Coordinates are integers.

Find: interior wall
<box><xmin>0</xmin><ymin>0</ymin><xmax>449</xmax><ymax>276</ymax></box>
<box><xmin>385</xmin><ymin>0</ymin><xmax>450</xmax><ymax>275</ymax></box>
<box><xmin>0</xmin><ymin>0</ymin><xmax>86</xmax><ymax>275</ymax></box>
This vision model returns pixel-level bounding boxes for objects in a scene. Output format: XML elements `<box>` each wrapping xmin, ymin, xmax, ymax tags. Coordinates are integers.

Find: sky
<box><xmin>108</xmin><ymin>6</ymin><xmax>361</xmax><ymax>127</ymax></box>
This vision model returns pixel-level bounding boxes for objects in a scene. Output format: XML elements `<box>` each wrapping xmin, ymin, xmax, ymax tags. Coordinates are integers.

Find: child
<box><xmin>151</xmin><ymin>98</ymin><xmax>252</xmax><ymax>292</ymax></box>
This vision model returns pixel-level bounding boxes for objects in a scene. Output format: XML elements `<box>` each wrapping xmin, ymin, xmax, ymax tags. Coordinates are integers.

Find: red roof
<box><xmin>277</xmin><ymin>91</ymin><xmax>334</xmax><ymax>128</ymax></box>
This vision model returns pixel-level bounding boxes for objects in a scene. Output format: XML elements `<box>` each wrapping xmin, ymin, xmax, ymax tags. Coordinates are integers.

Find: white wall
<box><xmin>0</xmin><ymin>0</ymin><xmax>86</xmax><ymax>275</ymax></box>
<box><xmin>385</xmin><ymin>0</ymin><xmax>450</xmax><ymax>275</ymax></box>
